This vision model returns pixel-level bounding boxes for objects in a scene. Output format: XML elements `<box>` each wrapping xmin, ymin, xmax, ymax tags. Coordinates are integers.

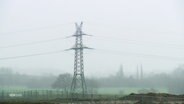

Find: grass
<box><xmin>0</xmin><ymin>86</ymin><xmax>169</xmax><ymax>95</ymax></box>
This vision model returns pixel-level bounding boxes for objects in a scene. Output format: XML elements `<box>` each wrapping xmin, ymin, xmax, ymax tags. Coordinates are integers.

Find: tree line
<box><xmin>0</xmin><ymin>65</ymin><xmax>184</xmax><ymax>94</ymax></box>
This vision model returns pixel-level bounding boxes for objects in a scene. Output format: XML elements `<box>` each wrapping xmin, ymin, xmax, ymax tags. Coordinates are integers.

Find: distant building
<box><xmin>136</xmin><ymin>64</ymin><xmax>143</xmax><ymax>80</ymax></box>
<box><xmin>140</xmin><ymin>64</ymin><xmax>143</xmax><ymax>80</ymax></box>
<box><xmin>116</xmin><ymin>64</ymin><xmax>124</xmax><ymax>78</ymax></box>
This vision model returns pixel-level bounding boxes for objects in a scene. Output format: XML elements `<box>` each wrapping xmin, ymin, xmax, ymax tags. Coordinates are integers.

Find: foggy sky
<box><xmin>0</xmin><ymin>0</ymin><xmax>184</xmax><ymax>77</ymax></box>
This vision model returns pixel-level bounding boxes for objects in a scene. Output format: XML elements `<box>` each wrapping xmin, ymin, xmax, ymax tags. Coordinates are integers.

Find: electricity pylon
<box><xmin>68</xmin><ymin>22</ymin><xmax>92</xmax><ymax>98</ymax></box>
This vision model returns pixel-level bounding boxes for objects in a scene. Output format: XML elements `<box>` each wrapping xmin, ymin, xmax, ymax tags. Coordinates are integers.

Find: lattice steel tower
<box><xmin>69</xmin><ymin>22</ymin><xmax>91</xmax><ymax>97</ymax></box>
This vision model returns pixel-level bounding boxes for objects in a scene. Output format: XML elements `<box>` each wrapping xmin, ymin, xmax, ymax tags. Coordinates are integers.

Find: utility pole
<box><xmin>118</xmin><ymin>64</ymin><xmax>124</xmax><ymax>78</ymax></box>
<box><xmin>140</xmin><ymin>64</ymin><xmax>143</xmax><ymax>80</ymax></box>
<box><xmin>68</xmin><ymin>22</ymin><xmax>92</xmax><ymax>98</ymax></box>
<box><xmin>136</xmin><ymin>65</ymin><xmax>139</xmax><ymax>80</ymax></box>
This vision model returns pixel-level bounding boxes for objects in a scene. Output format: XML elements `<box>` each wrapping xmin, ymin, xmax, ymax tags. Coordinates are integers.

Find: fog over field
<box><xmin>1</xmin><ymin>2</ymin><xmax>184</xmax><ymax>104</ymax></box>
<box><xmin>0</xmin><ymin>0</ymin><xmax>184</xmax><ymax>77</ymax></box>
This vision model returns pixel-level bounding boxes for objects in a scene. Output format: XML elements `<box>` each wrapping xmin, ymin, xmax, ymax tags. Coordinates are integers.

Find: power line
<box><xmin>1</xmin><ymin>31</ymin><xmax>182</xmax><ymax>50</ymax></box>
<box><xmin>0</xmin><ymin>50</ymin><xmax>65</xmax><ymax>60</ymax></box>
<box><xmin>95</xmin><ymin>49</ymin><xmax>184</xmax><ymax>61</ymax></box>
<box><xmin>0</xmin><ymin>39</ymin><xmax>182</xmax><ymax>61</ymax></box>
<box><xmin>0</xmin><ymin>22</ymin><xmax>182</xmax><ymax>61</ymax></box>
<box><xmin>85</xmin><ymin>21</ymin><xmax>183</xmax><ymax>38</ymax></box>
<box><xmin>94</xmin><ymin>36</ymin><xmax>184</xmax><ymax>49</ymax></box>
<box><xmin>0</xmin><ymin>36</ymin><xmax>66</xmax><ymax>49</ymax></box>
<box><xmin>1</xmin><ymin>35</ymin><xmax>183</xmax><ymax>50</ymax></box>
<box><xmin>0</xmin><ymin>22</ymin><xmax>73</xmax><ymax>35</ymax></box>
<box><xmin>0</xmin><ymin>48</ymin><xmax>182</xmax><ymax>61</ymax></box>
<box><xmin>0</xmin><ymin>45</ymin><xmax>184</xmax><ymax>61</ymax></box>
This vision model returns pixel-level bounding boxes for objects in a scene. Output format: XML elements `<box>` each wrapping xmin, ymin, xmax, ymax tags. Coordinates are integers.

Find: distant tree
<box><xmin>26</xmin><ymin>75</ymin><xmax>56</xmax><ymax>88</ymax></box>
<box><xmin>52</xmin><ymin>73</ymin><xmax>72</xmax><ymax>92</ymax></box>
<box><xmin>168</xmin><ymin>65</ymin><xmax>184</xmax><ymax>94</ymax></box>
<box><xmin>172</xmin><ymin>65</ymin><xmax>184</xmax><ymax>79</ymax></box>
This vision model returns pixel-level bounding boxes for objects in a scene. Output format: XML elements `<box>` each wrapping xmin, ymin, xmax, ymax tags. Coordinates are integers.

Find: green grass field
<box><xmin>0</xmin><ymin>86</ymin><xmax>169</xmax><ymax>95</ymax></box>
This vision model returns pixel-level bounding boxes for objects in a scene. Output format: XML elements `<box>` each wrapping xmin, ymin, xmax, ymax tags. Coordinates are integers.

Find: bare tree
<box><xmin>52</xmin><ymin>73</ymin><xmax>72</xmax><ymax>92</ymax></box>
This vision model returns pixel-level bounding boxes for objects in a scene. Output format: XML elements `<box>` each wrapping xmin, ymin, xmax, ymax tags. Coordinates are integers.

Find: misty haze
<box><xmin>0</xmin><ymin>0</ymin><xmax>184</xmax><ymax>104</ymax></box>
